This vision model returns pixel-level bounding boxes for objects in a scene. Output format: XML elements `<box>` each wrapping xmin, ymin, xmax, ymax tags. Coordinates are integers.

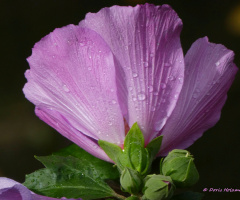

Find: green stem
<box><xmin>112</xmin><ymin>192</ymin><xmax>127</xmax><ymax>200</ymax></box>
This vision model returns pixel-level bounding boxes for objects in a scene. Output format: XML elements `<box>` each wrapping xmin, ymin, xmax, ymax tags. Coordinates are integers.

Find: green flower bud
<box><xmin>161</xmin><ymin>149</ymin><xmax>199</xmax><ymax>188</ymax></box>
<box><xmin>120</xmin><ymin>167</ymin><xmax>143</xmax><ymax>195</ymax></box>
<box><xmin>142</xmin><ymin>175</ymin><xmax>175</xmax><ymax>200</ymax></box>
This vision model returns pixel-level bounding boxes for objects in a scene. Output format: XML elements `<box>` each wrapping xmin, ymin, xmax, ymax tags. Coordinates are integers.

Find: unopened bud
<box><xmin>161</xmin><ymin>149</ymin><xmax>199</xmax><ymax>188</ymax></box>
<box><xmin>120</xmin><ymin>167</ymin><xmax>142</xmax><ymax>195</ymax></box>
<box><xmin>142</xmin><ymin>175</ymin><xmax>175</xmax><ymax>200</ymax></box>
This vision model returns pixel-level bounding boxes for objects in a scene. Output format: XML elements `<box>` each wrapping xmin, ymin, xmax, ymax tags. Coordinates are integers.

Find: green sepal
<box><xmin>98</xmin><ymin>140</ymin><xmax>124</xmax><ymax>171</ymax></box>
<box><xmin>122</xmin><ymin>123</ymin><xmax>149</xmax><ymax>174</ymax></box>
<box><xmin>170</xmin><ymin>191</ymin><xmax>204</xmax><ymax>200</ymax></box>
<box><xmin>159</xmin><ymin>157</ymin><xmax>164</xmax><ymax>174</ymax></box>
<box><xmin>146</xmin><ymin>135</ymin><xmax>163</xmax><ymax>163</ymax></box>
<box><xmin>24</xmin><ymin>144</ymin><xmax>119</xmax><ymax>200</ymax></box>
<box><xmin>99</xmin><ymin>123</ymin><xmax>164</xmax><ymax>176</ymax></box>
<box><xmin>124</xmin><ymin>122</ymin><xmax>144</xmax><ymax>148</ymax></box>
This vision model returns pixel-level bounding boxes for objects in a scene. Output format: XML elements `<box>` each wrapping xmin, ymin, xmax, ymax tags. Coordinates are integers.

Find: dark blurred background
<box><xmin>0</xmin><ymin>0</ymin><xmax>240</xmax><ymax>199</ymax></box>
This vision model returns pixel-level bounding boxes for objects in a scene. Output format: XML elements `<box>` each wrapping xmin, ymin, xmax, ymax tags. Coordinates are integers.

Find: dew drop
<box><xmin>168</xmin><ymin>75</ymin><xmax>175</xmax><ymax>81</ymax></box>
<box><xmin>67</xmin><ymin>40</ymin><xmax>73</xmax><ymax>45</ymax></box>
<box><xmin>112</xmin><ymin>100</ymin><xmax>117</xmax><ymax>104</ymax></box>
<box><xmin>215</xmin><ymin>61</ymin><xmax>220</xmax><ymax>66</ymax></box>
<box><xmin>154</xmin><ymin>121</ymin><xmax>163</xmax><ymax>131</ymax></box>
<box><xmin>151</xmin><ymin>106</ymin><xmax>156</xmax><ymax>111</ymax></box>
<box><xmin>132</xmin><ymin>97</ymin><xmax>137</xmax><ymax>101</ymax></box>
<box><xmin>137</xmin><ymin>93</ymin><xmax>146</xmax><ymax>101</ymax></box>
<box><xmin>63</xmin><ymin>84</ymin><xmax>70</xmax><ymax>92</ymax></box>
<box><xmin>148</xmin><ymin>85</ymin><xmax>153</xmax><ymax>92</ymax></box>
<box><xmin>165</xmin><ymin>63</ymin><xmax>171</xmax><ymax>67</ymax></box>
<box><xmin>143</xmin><ymin>62</ymin><xmax>149</xmax><ymax>68</ymax></box>
<box><xmin>178</xmin><ymin>77</ymin><xmax>183</xmax><ymax>83</ymax></box>
<box><xmin>193</xmin><ymin>93</ymin><xmax>198</xmax><ymax>99</ymax></box>
<box><xmin>161</xmin><ymin>83</ymin><xmax>166</xmax><ymax>89</ymax></box>
<box><xmin>88</xmin><ymin>66</ymin><xmax>92</xmax><ymax>71</ymax></box>
<box><xmin>132</xmin><ymin>73</ymin><xmax>138</xmax><ymax>78</ymax></box>
<box><xmin>79</xmin><ymin>42</ymin><xmax>85</xmax><ymax>47</ymax></box>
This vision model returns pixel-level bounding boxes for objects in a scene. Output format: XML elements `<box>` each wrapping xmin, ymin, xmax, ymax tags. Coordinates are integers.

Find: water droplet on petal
<box><xmin>178</xmin><ymin>77</ymin><xmax>183</xmax><ymax>83</ymax></box>
<box><xmin>193</xmin><ymin>93</ymin><xmax>198</xmax><ymax>99</ymax></box>
<box><xmin>154</xmin><ymin>120</ymin><xmax>163</xmax><ymax>131</ymax></box>
<box><xmin>143</xmin><ymin>62</ymin><xmax>149</xmax><ymax>67</ymax></box>
<box><xmin>148</xmin><ymin>85</ymin><xmax>153</xmax><ymax>92</ymax></box>
<box><xmin>79</xmin><ymin>42</ymin><xmax>85</xmax><ymax>46</ymax></box>
<box><xmin>137</xmin><ymin>93</ymin><xmax>146</xmax><ymax>101</ymax></box>
<box><xmin>150</xmin><ymin>53</ymin><xmax>154</xmax><ymax>57</ymax></box>
<box><xmin>63</xmin><ymin>84</ymin><xmax>70</xmax><ymax>92</ymax></box>
<box><xmin>165</xmin><ymin>63</ymin><xmax>171</xmax><ymax>67</ymax></box>
<box><xmin>161</xmin><ymin>83</ymin><xmax>166</xmax><ymax>89</ymax></box>
<box><xmin>67</xmin><ymin>40</ymin><xmax>73</xmax><ymax>45</ymax></box>
<box><xmin>132</xmin><ymin>97</ymin><xmax>137</xmax><ymax>101</ymax></box>
<box><xmin>215</xmin><ymin>61</ymin><xmax>220</xmax><ymax>66</ymax></box>
<box><xmin>168</xmin><ymin>76</ymin><xmax>175</xmax><ymax>81</ymax></box>
<box><xmin>88</xmin><ymin>66</ymin><xmax>92</xmax><ymax>71</ymax></box>
<box><xmin>132</xmin><ymin>73</ymin><xmax>138</xmax><ymax>78</ymax></box>
<box><xmin>112</xmin><ymin>100</ymin><xmax>117</xmax><ymax>104</ymax></box>
<box><xmin>151</xmin><ymin>106</ymin><xmax>156</xmax><ymax>111</ymax></box>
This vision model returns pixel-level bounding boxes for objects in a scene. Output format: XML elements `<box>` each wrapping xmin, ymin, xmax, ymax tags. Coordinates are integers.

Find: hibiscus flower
<box><xmin>23</xmin><ymin>4</ymin><xmax>238</xmax><ymax>162</ymax></box>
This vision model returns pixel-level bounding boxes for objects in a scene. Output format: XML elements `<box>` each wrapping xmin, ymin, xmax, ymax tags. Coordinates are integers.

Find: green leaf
<box><xmin>170</xmin><ymin>191</ymin><xmax>204</xmax><ymax>200</ymax></box>
<box><xmin>24</xmin><ymin>144</ymin><xmax>120</xmax><ymax>200</ymax></box>
<box><xmin>146</xmin><ymin>135</ymin><xmax>163</xmax><ymax>163</ymax></box>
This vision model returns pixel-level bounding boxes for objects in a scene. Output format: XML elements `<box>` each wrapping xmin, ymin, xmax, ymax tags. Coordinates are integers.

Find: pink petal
<box><xmin>160</xmin><ymin>37</ymin><xmax>238</xmax><ymax>155</ymax></box>
<box><xmin>35</xmin><ymin>108</ymin><xmax>111</xmax><ymax>162</ymax></box>
<box><xmin>23</xmin><ymin>25</ymin><xmax>125</xmax><ymax>160</ymax></box>
<box><xmin>0</xmin><ymin>177</ymin><xmax>80</xmax><ymax>200</ymax></box>
<box><xmin>80</xmin><ymin>4</ymin><xmax>184</xmax><ymax>143</ymax></box>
